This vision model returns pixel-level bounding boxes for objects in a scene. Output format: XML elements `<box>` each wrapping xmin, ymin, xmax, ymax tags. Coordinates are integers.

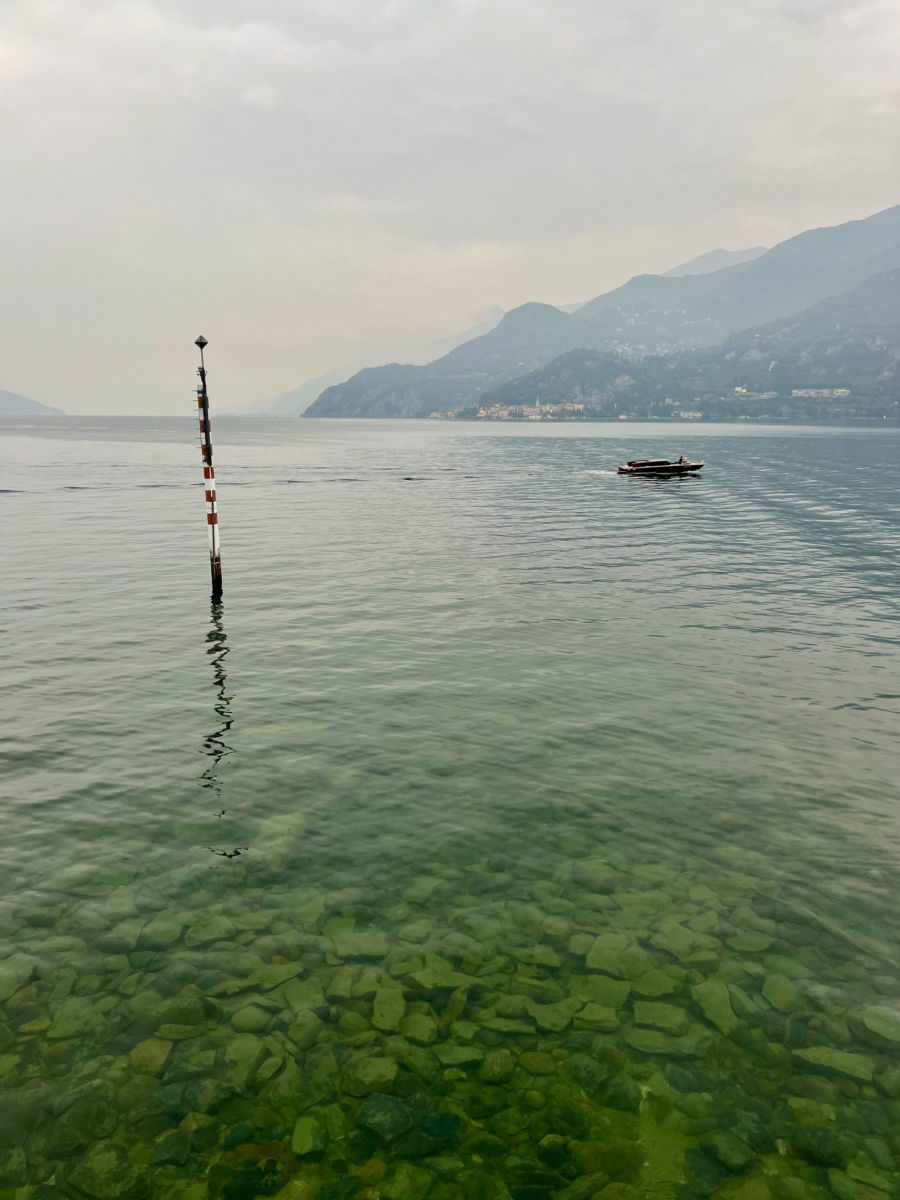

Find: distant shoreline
<box><xmin>301</xmin><ymin>414</ymin><xmax>900</xmax><ymax>428</ymax></box>
<box><xmin>3</xmin><ymin>414</ymin><xmax>899</xmax><ymax>430</ymax></box>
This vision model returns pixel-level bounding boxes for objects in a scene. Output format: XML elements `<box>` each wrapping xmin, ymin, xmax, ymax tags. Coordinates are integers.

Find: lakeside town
<box><xmin>429</xmin><ymin>388</ymin><xmax>868</xmax><ymax>423</ymax></box>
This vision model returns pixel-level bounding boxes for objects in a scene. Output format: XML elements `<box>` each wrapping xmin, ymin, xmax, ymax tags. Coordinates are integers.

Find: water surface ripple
<box><xmin>2</xmin><ymin>419</ymin><xmax>900</xmax><ymax>1200</ymax></box>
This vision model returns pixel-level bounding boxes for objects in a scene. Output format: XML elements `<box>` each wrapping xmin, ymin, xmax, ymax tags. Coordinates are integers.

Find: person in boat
<box><xmin>678</xmin><ymin>455</ymin><xmax>686</xmax><ymax>464</ymax></box>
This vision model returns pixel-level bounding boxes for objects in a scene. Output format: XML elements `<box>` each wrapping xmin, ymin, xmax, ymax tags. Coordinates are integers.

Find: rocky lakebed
<box><xmin>2</xmin><ymin>810</ymin><xmax>900</xmax><ymax>1200</ymax></box>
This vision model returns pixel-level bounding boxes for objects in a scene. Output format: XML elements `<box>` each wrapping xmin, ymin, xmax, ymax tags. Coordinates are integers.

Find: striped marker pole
<box><xmin>195</xmin><ymin>335</ymin><xmax>223</xmax><ymax>599</ymax></box>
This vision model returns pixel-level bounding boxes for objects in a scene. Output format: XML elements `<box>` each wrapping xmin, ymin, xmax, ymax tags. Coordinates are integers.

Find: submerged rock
<box><xmin>844</xmin><ymin>1156</ymin><xmax>895</xmax><ymax>1194</ymax></box>
<box><xmin>792</xmin><ymin>1046</ymin><xmax>874</xmax><ymax>1082</ymax></box>
<box><xmin>381</xmin><ymin>1161</ymin><xmax>435</xmax><ymax>1199</ymax></box>
<box><xmin>373</xmin><ymin>987</ymin><xmax>406</xmax><ymax>1032</ymax></box>
<box><xmin>849</xmin><ymin>1005</ymin><xmax>900</xmax><ymax>1049</ymax></box>
<box><xmin>573</xmin><ymin>1002</ymin><xmax>619</xmax><ymax>1031</ymax></box>
<box><xmin>400</xmin><ymin>1012</ymin><xmax>437</xmax><ymax>1045</ymax></box>
<box><xmin>477</xmin><ymin>1049</ymin><xmax>516</xmax><ymax>1084</ymax></box>
<box><xmin>764</xmin><ymin>954</ymin><xmax>810</xmax><ymax>980</ymax></box>
<box><xmin>407</xmin><ymin>963</ymin><xmax>478</xmax><ymax>992</ymax></box>
<box><xmin>252</xmin><ymin>811</ymin><xmax>309</xmax><ymax>873</ymax></box>
<box><xmin>52</xmin><ymin>1090</ymin><xmax>118</xmax><ymax>1155</ymax></box>
<box><xmin>63</xmin><ymin>1140</ymin><xmax>145</xmax><ymax>1199</ymax></box>
<box><xmin>280</xmin><ymin>977</ymin><xmax>326</xmax><ymax>1012</ymax></box>
<box><xmin>631</xmin><ymin>969</ymin><xmax>680</xmax><ymax>998</ymax></box>
<box><xmin>569</xmin><ymin>933</ymin><xmax>594</xmax><ymax>957</ymax></box>
<box><xmin>183</xmin><ymin>914</ymin><xmax>235</xmax><ymax>947</ymax></box>
<box><xmin>158</xmin><ymin>994</ymin><xmax>207</xmax><ymax>1027</ymax></box>
<box><xmin>519</xmin><ymin>1051</ymin><xmax>557</xmax><ymax>1076</ymax></box>
<box><xmin>791</xmin><ymin>1124</ymin><xmax>852</xmax><ymax>1167</ymax></box>
<box><xmin>684</xmin><ymin>1146</ymin><xmax>730</xmax><ymax>1195</ymax></box>
<box><xmin>585</xmin><ymin>933</ymin><xmax>637</xmax><ymax>977</ymax></box>
<box><xmin>573</xmin><ymin>859</ymin><xmax>618</xmax><ymax>891</ymax></box>
<box><xmin>251</xmin><ymin>962</ymin><xmax>304</xmax><ymax>992</ymax></box>
<box><xmin>139</xmin><ymin>913</ymin><xmax>184</xmax><ymax>949</ymax></box>
<box><xmin>434</xmin><ymin>1043</ymin><xmax>483</xmax><ymax>1067</ymax></box>
<box><xmin>828</xmin><ymin>1169</ymin><xmax>888</xmax><ymax>1200</ymax></box>
<box><xmin>572</xmin><ymin>1137</ymin><xmax>643</xmax><ymax>1180</ymax></box>
<box><xmin>554</xmin><ymin>1171</ymin><xmax>611</xmax><ymax>1200</ymax></box>
<box><xmin>526</xmin><ymin>997</ymin><xmax>582</xmax><ymax>1032</ymax></box>
<box><xmin>728</xmin><ymin>983</ymin><xmax>765</xmax><ymax>1020</ymax></box>
<box><xmin>571</xmin><ymin>974</ymin><xmax>630</xmax><ymax>1007</ymax></box>
<box><xmin>691</xmin><ymin>978</ymin><xmax>740</xmax><ymax>1036</ymax></box>
<box><xmin>511</xmin><ymin>943</ymin><xmax>561</xmax><ymax>969</ymax></box>
<box><xmin>0</xmin><ymin>1146</ymin><xmax>27</xmax><ymax>1187</ymax></box>
<box><xmin>152</xmin><ymin>1129</ymin><xmax>191</xmax><ymax>1166</ymax></box>
<box><xmin>0</xmin><ymin>953</ymin><xmax>39</xmax><ymax>1001</ymax></box>
<box><xmin>623</xmin><ymin>1024</ymin><xmax>712</xmax><ymax>1059</ymax></box>
<box><xmin>231</xmin><ymin>1005</ymin><xmax>270</xmax><ymax>1034</ymax></box>
<box><xmin>536</xmin><ymin>1132</ymin><xmax>569</xmax><ymax>1168</ymax></box>
<box><xmin>702</xmin><ymin>1130</ymin><xmax>754</xmax><ymax>1171</ymax></box>
<box><xmin>98</xmin><ymin>919</ymin><xmax>145</xmax><ymax>953</ymax></box>
<box><xmin>325</xmin><ymin>966</ymin><xmax>356</xmax><ymax>1001</ymax></box>
<box><xmin>874</xmin><ymin>1065</ymin><xmax>900</xmax><ymax>1097</ymax></box>
<box><xmin>566</xmin><ymin>1053</ymin><xmax>610</xmax><ymax>1094</ymax></box>
<box><xmin>46</xmin><ymin>996</ymin><xmax>107</xmax><ymax>1041</ymax></box>
<box><xmin>291</xmin><ymin>1115</ymin><xmax>325</xmax><ymax>1156</ymax></box>
<box><xmin>343</xmin><ymin>1056</ymin><xmax>398</xmax><ymax>1096</ymax></box>
<box><xmin>727</xmin><ymin>931</ymin><xmax>774</xmax><ymax>953</ymax></box>
<box><xmin>633</xmin><ymin>1001</ymin><xmax>690</xmax><ymax>1035</ymax></box>
<box><xmin>762</xmin><ymin>974</ymin><xmax>802</xmax><ymax>1014</ymax></box>
<box><xmin>129</xmin><ymin>1038</ymin><xmax>172</xmax><ymax>1076</ymax></box>
<box><xmin>600</xmin><ymin>1073</ymin><xmax>642</xmax><ymax>1111</ymax></box>
<box><xmin>223</xmin><ymin>1033</ymin><xmax>266</xmax><ymax>1084</ymax></box>
<box><xmin>356</xmin><ymin>1093</ymin><xmax>413</xmax><ymax>1141</ymax></box>
<box><xmin>332</xmin><ymin>930</ymin><xmax>389</xmax><ymax>958</ymax></box>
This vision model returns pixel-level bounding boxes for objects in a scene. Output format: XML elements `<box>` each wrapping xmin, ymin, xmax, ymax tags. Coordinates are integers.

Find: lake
<box><xmin>2</xmin><ymin>417</ymin><xmax>900</xmax><ymax>1200</ymax></box>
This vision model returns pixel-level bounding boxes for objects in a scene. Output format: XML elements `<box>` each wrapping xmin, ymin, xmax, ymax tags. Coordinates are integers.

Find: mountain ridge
<box><xmin>305</xmin><ymin>203</ymin><xmax>900</xmax><ymax>419</ymax></box>
<box><xmin>663</xmin><ymin>246</ymin><xmax>767</xmax><ymax>276</ymax></box>
<box><xmin>469</xmin><ymin>267</ymin><xmax>900</xmax><ymax>422</ymax></box>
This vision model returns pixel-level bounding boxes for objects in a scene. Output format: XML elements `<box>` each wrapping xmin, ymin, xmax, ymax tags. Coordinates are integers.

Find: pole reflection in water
<box><xmin>201</xmin><ymin>600</ymin><xmax>246</xmax><ymax>863</ymax></box>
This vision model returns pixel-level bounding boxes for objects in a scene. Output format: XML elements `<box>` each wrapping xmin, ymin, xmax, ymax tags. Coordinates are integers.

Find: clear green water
<box><xmin>3</xmin><ymin>418</ymin><xmax>900</xmax><ymax>1200</ymax></box>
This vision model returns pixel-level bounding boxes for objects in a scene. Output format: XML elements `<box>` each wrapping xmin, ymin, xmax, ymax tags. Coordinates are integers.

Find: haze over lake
<box><xmin>5</xmin><ymin>0</ymin><xmax>900</xmax><ymax>1192</ymax></box>
<box><xmin>3</xmin><ymin>418</ymin><xmax>900</xmax><ymax>1198</ymax></box>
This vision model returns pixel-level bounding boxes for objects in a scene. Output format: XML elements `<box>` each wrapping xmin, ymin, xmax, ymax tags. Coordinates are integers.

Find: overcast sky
<box><xmin>2</xmin><ymin>0</ymin><xmax>899</xmax><ymax>414</ymax></box>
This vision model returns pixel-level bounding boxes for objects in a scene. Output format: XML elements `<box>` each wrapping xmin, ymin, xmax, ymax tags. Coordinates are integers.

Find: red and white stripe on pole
<box><xmin>195</xmin><ymin>335</ymin><xmax>223</xmax><ymax>598</ymax></box>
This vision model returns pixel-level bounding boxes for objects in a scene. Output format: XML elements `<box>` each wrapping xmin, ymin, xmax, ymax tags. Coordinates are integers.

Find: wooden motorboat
<box><xmin>617</xmin><ymin>456</ymin><xmax>704</xmax><ymax>477</ymax></box>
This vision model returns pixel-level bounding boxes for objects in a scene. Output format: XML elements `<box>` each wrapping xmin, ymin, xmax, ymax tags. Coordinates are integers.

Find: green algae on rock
<box><xmin>792</xmin><ymin>1046</ymin><xmax>875</xmax><ymax>1082</ymax></box>
<box><xmin>633</xmin><ymin>1001</ymin><xmax>691</xmax><ymax>1035</ymax></box>
<box><xmin>290</xmin><ymin>1115</ymin><xmax>326</xmax><ymax>1157</ymax></box>
<box><xmin>691</xmin><ymin>978</ymin><xmax>741</xmax><ymax>1036</ymax></box>
<box><xmin>849</xmin><ymin>1005</ymin><xmax>900</xmax><ymax>1049</ymax></box>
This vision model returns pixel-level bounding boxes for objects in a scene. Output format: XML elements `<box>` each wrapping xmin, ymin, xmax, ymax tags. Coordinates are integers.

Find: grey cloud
<box><xmin>1</xmin><ymin>0</ymin><xmax>898</xmax><ymax>412</ymax></box>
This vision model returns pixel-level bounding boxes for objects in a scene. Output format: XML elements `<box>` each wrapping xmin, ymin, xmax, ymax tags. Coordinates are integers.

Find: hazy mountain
<box><xmin>244</xmin><ymin>307</ymin><xmax>505</xmax><ymax>416</ymax></box>
<box><xmin>569</xmin><ymin>202</ymin><xmax>900</xmax><ymax>342</ymax></box>
<box><xmin>420</xmin><ymin>306</ymin><xmax>505</xmax><ymax>361</ymax></box>
<box><xmin>684</xmin><ymin>264</ymin><xmax>900</xmax><ymax>403</ymax></box>
<box><xmin>663</xmin><ymin>246</ymin><xmax>767</xmax><ymax>277</ymax></box>
<box><xmin>306</xmin><ymin>303</ymin><xmax>588</xmax><ymax>418</ymax></box>
<box><xmin>473</xmin><ymin>267</ymin><xmax>900</xmax><ymax>420</ymax></box>
<box><xmin>262</xmin><ymin>367</ymin><xmax>361</xmax><ymax>417</ymax></box>
<box><xmin>306</xmin><ymin>203</ymin><xmax>900</xmax><ymax>418</ymax></box>
<box><xmin>0</xmin><ymin>389</ymin><xmax>64</xmax><ymax>416</ymax></box>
